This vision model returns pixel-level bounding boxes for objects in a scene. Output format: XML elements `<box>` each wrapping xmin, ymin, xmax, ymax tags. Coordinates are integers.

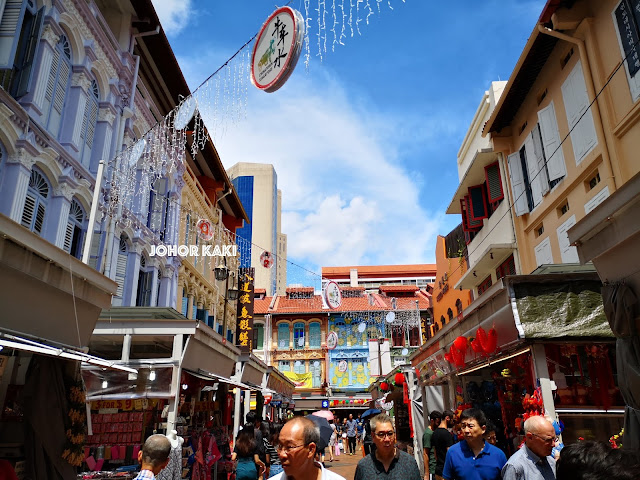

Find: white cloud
<box><xmin>191</xmin><ymin>69</ymin><xmax>447</xmax><ymax>272</ymax></box>
<box><xmin>151</xmin><ymin>0</ymin><xmax>192</xmax><ymax>36</ymax></box>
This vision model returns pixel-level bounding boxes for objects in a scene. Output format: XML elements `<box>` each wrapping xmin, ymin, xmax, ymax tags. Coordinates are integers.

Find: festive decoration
<box><xmin>380</xmin><ymin>382</ymin><xmax>389</xmax><ymax>391</ymax></box>
<box><xmin>62</xmin><ymin>379</ymin><xmax>87</xmax><ymax>467</ymax></box>
<box><xmin>521</xmin><ymin>388</ymin><xmax>545</xmax><ymax>420</ymax></box>
<box><xmin>476</xmin><ymin>327</ymin><xmax>488</xmax><ymax>350</ymax></box>
<box><xmin>470</xmin><ymin>338</ymin><xmax>484</xmax><ymax>353</ymax></box>
<box><xmin>454</xmin><ymin>336</ymin><xmax>469</xmax><ymax>353</ymax></box>
<box><xmin>260</xmin><ymin>250</ymin><xmax>275</xmax><ymax>268</ymax></box>
<box><xmin>609</xmin><ymin>428</ymin><xmax>624</xmax><ymax>449</ymax></box>
<box><xmin>485</xmin><ymin>328</ymin><xmax>498</xmax><ymax>353</ymax></box>
<box><xmin>394</xmin><ymin>372</ymin><xmax>405</xmax><ymax>385</ymax></box>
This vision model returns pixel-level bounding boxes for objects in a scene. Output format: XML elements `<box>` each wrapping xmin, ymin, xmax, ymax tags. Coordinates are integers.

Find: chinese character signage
<box><xmin>235</xmin><ymin>267</ymin><xmax>255</xmax><ymax>352</ymax></box>
<box><xmin>251</xmin><ymin>6</ymin><xmax>305</xmax><ymax>93</ymax></box>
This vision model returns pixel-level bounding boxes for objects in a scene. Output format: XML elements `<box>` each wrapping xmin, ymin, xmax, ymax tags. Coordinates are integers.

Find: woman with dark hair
<box><xmin>232</xmin><ymin>427</ymin><xmax>264</xmax><ymax>480</ymax></box>
<box><xmin>267</xmin><ymin>423</ymin><xmax>284</xmax><ymax>477</ymax></box>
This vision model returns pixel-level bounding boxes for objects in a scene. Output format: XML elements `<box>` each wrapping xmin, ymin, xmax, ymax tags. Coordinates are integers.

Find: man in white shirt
<box><xmin>268</xmin><ymin>416</ymin><xmax>345</xmax><ymax>480</ymax></box>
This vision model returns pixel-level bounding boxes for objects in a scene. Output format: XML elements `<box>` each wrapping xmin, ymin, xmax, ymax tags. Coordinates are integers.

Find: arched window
<box><xmin>136</xmin><ymin>255</ymin><xmax>153</xmax><ymax>306</ymax></box>
<box><xmin>447</xmin><ymin>308</ymin><xmax>454</xmax><ymax>323</ymax></box>
<box><xmin>440</xmin><ymin>315</ymin><xmax>446</xmax><ymax>326</ymax></box>
<box><xmin>44</xmin><ymin>35</ymin><xmax>71</xmax><ymax>137</ymax></box>
<box><xmin>392</xmin><ymin>326</ymin><xmax>405</xmax><ymax>347</ymax></box>
<box><xmin>309</xmin><ymin>322</ymin><xmax>321</xmax><ymax>348</ymax></box>
<box><xmin>253</xmin><ymin>323</ymin><xmax>264</xmax><ymax>350</ymax></box>
<box><xmin>21</xmin><ymin>168</ymin><xmax>49</xmax><ymax>235</ymax></box>
<box><xmin>456</xmin><ymin>298</ymin><xmax>463</xmax><ymax>316</ymax></box>
<box><xmin>293</xmin><ymin>322</ymin><xmax>305</xmax><ymax>349</ymax></box>
<box><xmin>114</xmin><ymin>235</ymin><xmax>128</xmax><ymax>305</ymax></box>
<box><xmin>64</xmin><ymin>199</ymin><xmax>85</xmax><ymax>258</ymax></box>
<box><xmin>278</xmin><ymin>323</ymin><xmax>289</xmax><ymax>349</ymax></box>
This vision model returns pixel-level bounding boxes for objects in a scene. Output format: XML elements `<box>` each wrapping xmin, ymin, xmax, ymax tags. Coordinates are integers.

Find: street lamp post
<box><xmin>215</xmin><ymin>258</ymin><xmax>238</xmax><ymax>340</ymax></box>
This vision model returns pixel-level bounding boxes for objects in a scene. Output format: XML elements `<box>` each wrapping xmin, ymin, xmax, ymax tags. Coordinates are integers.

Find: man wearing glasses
<box><xmin>269</xmin><ymin>416</ymin><xmax>345</xmax><ymax>480</ymax></box>
<box><xmin>354</xmin><ymin>413</ymin><xmax>421</xmax><ymax>480</ymax></box>
<box><xmin>442</xmin><ymin>408</ymin><xmax>506</xmax><ymax>480</ymax></box>
<box><xmin>501</xmin><ymin>415</ymin><xmax>557</xmax><ymax>480</ymax></box>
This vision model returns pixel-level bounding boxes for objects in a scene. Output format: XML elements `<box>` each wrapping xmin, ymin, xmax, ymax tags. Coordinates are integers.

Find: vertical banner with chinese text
<box><xmin>235</xmin><ymin>267</ymin><xmax>255</xmax><ymax>352</ymax></box>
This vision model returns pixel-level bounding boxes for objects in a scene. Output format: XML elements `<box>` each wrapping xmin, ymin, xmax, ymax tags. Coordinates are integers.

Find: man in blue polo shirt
<box><xmin>442</xmin><ymin>408</ymin><xmax>506</xmax><ymax>480</ymax></box>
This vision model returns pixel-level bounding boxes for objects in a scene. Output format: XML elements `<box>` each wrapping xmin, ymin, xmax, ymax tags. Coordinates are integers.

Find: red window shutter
<box><xmin>484</xmin><ymin>162</ymin><xmax>504</xmax><ymax>203</ymax></box>
<box><xmin>464</xmin><ymin>195</ymin><xmax>483</xmax><ymax>231</ymax></box>
<box><xmin>468</xmin><ymin>184</ymin><xmax>489</xmax><ymax>221</ymax></box>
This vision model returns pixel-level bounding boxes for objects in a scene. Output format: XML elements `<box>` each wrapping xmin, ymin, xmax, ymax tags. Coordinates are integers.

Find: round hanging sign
<box><xmin>260</xmin><ymin>250</ymin><xmax>275</xmax><ymax>268</ymax></box>
<box><xmin>327</xmin><ymin>331</ymin><xmax>338</xmax><ymax>350</ymax></box>
<box><xmin>338</xmin><ymin>360</ymin><xmax>348</xmax><ymax>373</ymax></box>
<box><xmin>385</xmin><ymin>311</ymin><xmax>396</xmax><ymax>323</ymax></box>
<box><xmin>251</xmin><ymin>6</ymin><xmax>305</xmax><ymax>93</ymax></box>
<box><xmin>324</xmin><ymin>281</ymin><xmax>342</xmax><ymax>310</ymax></box>
<box><xmin>196</xmin><ymin>218</ymin><xmax>214</xmax><ymax>241</ymax></box>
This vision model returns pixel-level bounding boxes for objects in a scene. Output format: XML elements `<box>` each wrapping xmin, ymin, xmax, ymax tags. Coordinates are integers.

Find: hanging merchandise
<box><xmin>394</xmin><ymin>372</ymin><xmax>405</xmax><ymax>385</ymax></box>
<box><xmin>380</xmin><ymin>382</ymin><xmax>389</xmax><ymax>392</ymax></box>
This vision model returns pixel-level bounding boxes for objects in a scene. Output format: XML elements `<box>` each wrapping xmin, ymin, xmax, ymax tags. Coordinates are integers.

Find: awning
<box><xmin>83</xmin><ymin>365</ymin><xmax>170</xmax><ymax>400</ymax></box>
<box><xmin>185</xmin><ymin>368</ymin><xmax>260</xmax><ymax>391</ymax></box>
<box><xmin>1</xmin><ymin>330</ymin><xmax>137</xmax><ymax>373</ymax></box>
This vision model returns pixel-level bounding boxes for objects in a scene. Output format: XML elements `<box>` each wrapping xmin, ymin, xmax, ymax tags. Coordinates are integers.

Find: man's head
<box><xmin>138</xmin><ymin>434</ymin><xmax>171</xmax><ymax>475</ymax></box>
<box><xmin>370</xmin><ymin>413</ymin><xmax>395</xmax><ymax>456</ymax></box>
<box><xmin>442</xmin><ymin>409</ymin><xmax>455</xmax><ymax>428</ymax></box>
<box><xmin>429</xmin><ymin>410</ymin><xmax>442</xmax><ymax>428</ymax></box>
<box><xmin>277</xmin><ymin>417</ymin><xmax>320</xmax><ymax>477</ymax></box>
<box><xmin>524</xmin><ymin>416</ymin><xmax>557</xmax><ymax>458</ymax></box>
<box><xmin>459</xmin><ymin>408</ymin><xmax>487</xmax><ymax>444</ymax></box>
<box><xmin>349</xmin><ymin>413</ymin><xmax>353</xmax><ymax>420</ymax></box>
<box><xmin>484</xmin><ymin>421</ymin><xmax>497</xmax><ymax>445</ymax></box>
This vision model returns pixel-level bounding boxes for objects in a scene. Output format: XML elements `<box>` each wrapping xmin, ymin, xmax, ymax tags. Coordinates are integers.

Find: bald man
<box><xmin>501</xmin><ymin>416</ymin><xmax>557</xmax><ymax>480</ymax></box>
<box><xmin>135</xmin><ymin>434</ymin><xmax>172</xmax><ymax>480</ymax></box>
<box><xmin>270</xmin><ymin>416</ymin><xmax>345</xmax><ymax>480</ymax></box>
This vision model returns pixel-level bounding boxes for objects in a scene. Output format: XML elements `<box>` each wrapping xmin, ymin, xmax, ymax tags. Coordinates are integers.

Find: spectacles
<box><xmin>375</xmin><ymin>431</ymin><xmax>395</xmax><ymax>439</ymax></box>
<box><xmin>276</xmin><ymin>444</ymin><xmax>308</xmax><ymax>454</ymax></box>
<box><xmin>530</xmin><ymin>432</ymin><xmax>559</xmax><ymax>444</ymax></box>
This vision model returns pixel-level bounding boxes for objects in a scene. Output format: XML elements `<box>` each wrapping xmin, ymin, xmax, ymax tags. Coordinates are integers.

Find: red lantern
<box><xmin>454</xmin><ymin>336</ymin><xmax>468</xmax><ymax>353</ymax></box>
<box><xmin>380</xmin><ymin>382</ymin><xmax>389</xmax><ymax>391</ymax></box>
<box><xmin>450</xmin><ymin>344</ymin><xmax>465</xmax><ymax>367</ymax></box>
<box><xmin>444</xmin><ymin>353</ymin><xmax>453</xmax><ymax>363</ymax></box>
<box><xmin>476</xmin><ymin>327</ymin><xmax>488</xmax><ymax>351</ymax></box>
<box><xmin>394</xmin><ymin>372</ymin><xmax>405</xmax><ymax>385</ymax></box>
<box><xmin>485</xmin><ymin>328</ymin><xmax>498</xmax><ymax>353</ymax></box>
<box><xmin>471</xmin><ymin>339</ymin><xmax>484</xmax><ymax>353</ymax></box>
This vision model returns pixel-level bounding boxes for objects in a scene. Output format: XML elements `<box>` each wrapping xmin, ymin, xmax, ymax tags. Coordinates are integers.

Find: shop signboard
<box><xmin>235</xmin><ymin>267</ymin><xmax>256</xmax><ymax>353</ymax></box>
<box><xmin>251</xmin><ymin>7</ymin><xmax>305</xmax><ymax>93</ymax></box>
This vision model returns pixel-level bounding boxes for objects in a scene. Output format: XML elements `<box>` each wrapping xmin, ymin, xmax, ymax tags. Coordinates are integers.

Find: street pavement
<box><xmin>323</xmin><ymin>450</ymin><xmax>362</xmax><ymax>480</ymax></box>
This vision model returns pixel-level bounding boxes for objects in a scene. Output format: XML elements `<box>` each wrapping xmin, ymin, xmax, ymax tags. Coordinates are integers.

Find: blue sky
<box><xmin>151</xmin><ymin>0</ymin><xmax>546</xmax><ymax>280</ymax></box>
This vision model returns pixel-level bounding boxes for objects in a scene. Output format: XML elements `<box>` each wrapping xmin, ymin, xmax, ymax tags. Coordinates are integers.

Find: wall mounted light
<box><xmin>102</xmin><ymin>380</ymin><xmax>108</xmax><ymax>389</ymax></box>
<box><xmin>149</xmin><ymin>370</ymin><xmax>156</xmax><ymax>381</ymax></box>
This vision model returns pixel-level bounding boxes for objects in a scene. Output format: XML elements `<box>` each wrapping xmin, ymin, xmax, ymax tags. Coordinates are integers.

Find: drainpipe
<box><xmin>536</xmin><ymin>24</ymin><xmax>617</xmax><ymax>190</ymax></box>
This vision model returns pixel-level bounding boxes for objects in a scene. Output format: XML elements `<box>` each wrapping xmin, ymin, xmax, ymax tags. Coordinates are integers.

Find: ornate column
<box><xmin>158</xmin><ymin>267</ymin><xmax>174</xmax><ymax>308</ymax></box>
<box><xmin>186</xmin><ymin>291</ymin><xmax>195</xmax><ymax>320</ymax></box>
<box><xmin>90</xmin><ymin>104</ymin><xmax>116</xmax><ymax>174</ymax></box>
<box><xmin>0</xmin><ymin>149</ymin><xmax>36</xmax><ymax>222</ymax></box>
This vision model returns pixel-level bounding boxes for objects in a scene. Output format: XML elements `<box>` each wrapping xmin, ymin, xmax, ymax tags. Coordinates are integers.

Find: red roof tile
<box><xmin>379</xmin><ymin>285</ymin><xmax>419</xmax><ymax>293</ymax></box>
<box><xmin>254</xmin><ymin>297</ymin><xmax>273</xmax><ymax>314</ymax></box>
<box><xmin>285</xmin><ymin>287</ymin><xmax>315</xmax><ymax>293</ymax></box>
<box><xmin>254</xmin><ymin>288</ymin><xmax>266</xmax><ymax>294</ymax></box>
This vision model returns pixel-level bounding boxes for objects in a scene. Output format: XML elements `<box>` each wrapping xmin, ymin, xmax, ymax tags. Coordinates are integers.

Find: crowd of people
<box><xmin>131</xmin><ymin>409</ymin><xmax>640</xmax><ymax>480</ymax></box>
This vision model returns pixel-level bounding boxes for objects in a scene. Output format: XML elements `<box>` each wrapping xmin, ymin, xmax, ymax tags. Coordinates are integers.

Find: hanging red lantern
<box><xmin>380</xmin><ymin>382</ymin><xmax>389</xmax><ymax>391</ymax></box>
<box><xmin>394</xmin><ymin>372</ymin><xmax>405</xmax><ymax>385</ymax></box>
<box><xmin>450</xmin><ymin>344</ymin><xmax>465</xmax><ymax>367</ymax></box>
<box><xmin>471</xmin><ymin>338</ymin><xmax>484</xmax><ymax>353</ymax></box>
<box><xmin>444</xmin><ymin>353</ymin><xmax>453</xmax><ymax>363</ymax></box>
<box><xmin>476</xmin><ymin>327</ymin><xmax>488</xmax><ymax>351</ymax></box>
<box><xmin>454</xmin><ymin>336</ymin><xmax>469</xmax><ymax>353</ymax></box>
<box><xmin>485</xmin><ymin>328</ymin><xmax>498</xmax><ymax>353</ymax></box>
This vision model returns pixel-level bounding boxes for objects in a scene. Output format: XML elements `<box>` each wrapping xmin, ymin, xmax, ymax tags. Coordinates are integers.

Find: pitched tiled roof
<box><xmin>254</xmin><ymin>296</ymin><xmax>273</xmax><ymax>314</ymax></box>
<box><xmin>266</xmin><ymin>292</ymin><xmax>431</xmax><ymax>314</ymax></box>
<box><xmin>254</xmin><ymin>288</ymin><xmax>266</xmax><ymax>294</ymax></box>
<box><xmin>285</xmin><ymin>287</ymin><xmax>315</xmax><ymax>293</ymax></box>
<box><xmin>379</xmin><ymin>285</ymin><xmax>419</xmax><ymax>293</ymax></box>
<box><xmin>322</xmin><ymin>264</ymin><xmax>437</xmax><ymax>277</ymax></box>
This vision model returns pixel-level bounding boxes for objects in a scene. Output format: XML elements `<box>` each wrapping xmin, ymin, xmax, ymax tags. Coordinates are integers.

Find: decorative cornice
<box><xmin>53</xmin><ymin>183</ymin><xmax>75</xmax><ymax>200</ymax></box>
<box><xmin>72</xmin><ymin>71</ymin><xmax>92</xmax><ymax>92</ymax></box>
<box><xmin>98</xmin><ymin>107</ymin><xmax>116</xmax><ymax>125</ymax></box>
<box><xmin>7</xmin><ymin>148</ymin><xmax>36</xmax><ymax>169</ymax></box>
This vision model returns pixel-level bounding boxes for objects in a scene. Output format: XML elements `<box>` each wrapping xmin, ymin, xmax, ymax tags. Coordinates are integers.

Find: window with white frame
<box><xmin>0</xmin><ymin>0</ymin><xmax>44</xmax><ymax>98</ymax></box>
<box><xmin>136</xmin><ymin>255</ymin><xmax>153</xmax><ymax>307</ymax></box>
<box><xmin>79</xmin><ymin>80</ymin><xmax>99</xmax><ymax>168</ymax></box>
<box><xmin>42</xmin><ymin>34</ymin><xmax>71</xmax><ymax>137</ymax></box>
<box><xmin>293</xmin><ymin>322</ymin><xmax>305</xmax><ymax>349</ymax></box>
<box><xmin>114</xmin><ymin>235</ymin><xmax>129</xmax><ymax>305</ymax></box>
<box><xmin>613</xmin><ymin>0</ymin><xmax>640</xmax><ymax>102</ymax></box>
<box><xmin>309</xmin><ymin>322</ymin><xmax>321</xmax><ymax>348</ymax></box>
<box><xmin>278</xmin><ymin>323</ymin><xmax>289</xmax><ymax>349</ymax></box>
<box><xmin>508</xmin><ymin>103</ymin><xmax>567</xmax><ymax>216</ymax></box>
<box><xmin>21</xmin><ymin>168</ymin><xmax>49</xmax><ymax>235</ymax></box>
<box><xmin>64</xmin><ymin>198</ymin><xmax>85</xmax><ymax>259</ymax></box>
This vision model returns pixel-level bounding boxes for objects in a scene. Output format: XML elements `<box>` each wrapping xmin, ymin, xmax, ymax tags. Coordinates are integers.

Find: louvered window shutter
<box><xmin>63</xmin><ymin>220</ymin><xmax>74</xmax><ymax>252</ymax></box>
<box><xmin>12</xmin><ymin>6</ymin><xmax>44</xmax><ymax>97</ymax></box>
<box><xmin>181</xmin><ymin>296</ymin><xmax>188</xmax><ymax>316</ymax></box>
<box><xmin>0</xmin><ymin>0</ymin><xmax>27</xmax><ymax>69</ymax></box>
<box><xmin>115</xmin><ymin>238</ymin><xmax>128</xmax><ymax>299</ymax></box>
<box><xmin>484</xmin><ymin>162</ymin><xmax>504</xmax><ymax>203</ymax></box>
<box><xmin>508</xmin><ymin>152</ymin><xmax>529</xmax><ymax>216</ymax></box>
<box><xmin>523</xmin><ymin>134</ymin><xmax>543</xmax><ymax>208</ymax></box>
<box><xmin>531</xmin><ymin>125</ymin><xmax>550</xmax><ymax>197</ymax></box>
<box><xmin>464</xmin><ymin>194</ymin><xmax>482</xmax><ymax>231</ymax></box>
<box><xmin>537</xmin><ymin>102</ymin><xmax>567</xmax><ymax>182</ymax></box>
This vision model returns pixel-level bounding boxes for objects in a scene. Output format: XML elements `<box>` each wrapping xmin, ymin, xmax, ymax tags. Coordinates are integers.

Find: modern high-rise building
<box><xmin>228</xmin><ymin>163</ymin><xmax>286</xmax><ymax>295</ymax></box>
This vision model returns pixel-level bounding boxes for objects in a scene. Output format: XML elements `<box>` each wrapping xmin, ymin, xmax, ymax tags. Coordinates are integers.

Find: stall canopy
<box><xmin>83</xmin><ymin>366</ymin><xmax>172</xmax><ymax>400</ymax></box>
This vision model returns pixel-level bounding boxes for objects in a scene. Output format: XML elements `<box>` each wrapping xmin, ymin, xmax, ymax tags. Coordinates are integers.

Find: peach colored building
<box><xmin>322</xmin><ymin>264</ymin><xmax>437</xmax><ymax>291</ymax></box>
<box><xmin>431</xmin><ymin>233</ymin><xmax>473</xmax><ymax>335</ymax></box>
